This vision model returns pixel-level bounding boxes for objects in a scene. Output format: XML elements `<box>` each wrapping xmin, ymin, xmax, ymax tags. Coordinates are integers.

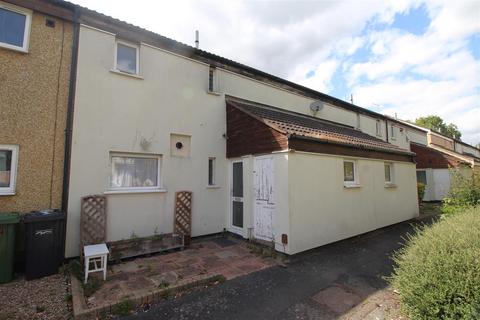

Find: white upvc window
<box><xmin>0</xmin><ymin>1</ymin><xmax>32</xmax><ymax>52</ymax></box>
<box><xmin>390</xmin><ymin>125</ymin><xmax>396</xmax><ymax>140</ymax></box>
<box><xmin>343</xmin><ymin>160</ymin><xmax>359</xmax><ymax>187</ymax></box>
<box><xmin>208</xmin><ymin>157</ymin><xmax>216</xmax><ymax>186</ymax></box>
<box><xmin>384</xmin><ymin>163</ymin><xmax>395</xmax><ymax>185</ymax></box>
<box><xmin>109</xmin><ymin>152</ymin><xmax>162</xmax><ymax>192</ymax></box>
<box><xmin>376</xmin><ymin>120</ymin><xmax>382</xmax><ymax>136</ymax></box>
<box><xmin>114</xmin><ymin>40</ymin><xmax>139</xmax><ymax>75</ymax></box>
<box><xmin>208</xmin><ymin>65</ymin><xmax>219</xmax><ymax>93</ymax></box>
<box><xmin>0</xmin><ymin>145</ymin><xmax>19</xmax><ymax>195</ymax></box>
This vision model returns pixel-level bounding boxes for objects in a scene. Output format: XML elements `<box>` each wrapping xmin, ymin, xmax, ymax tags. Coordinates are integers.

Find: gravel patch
<box><xmin>0</xmin><ymin>274</ymin><xmax>71</xmax><ymax>320</ymax></box>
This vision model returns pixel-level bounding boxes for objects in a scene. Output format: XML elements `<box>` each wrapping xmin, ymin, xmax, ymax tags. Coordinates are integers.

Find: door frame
<box><xmin>229</xmin><ymin>159</ymin><xmax>245</xmax><ymax>236</ymax></box>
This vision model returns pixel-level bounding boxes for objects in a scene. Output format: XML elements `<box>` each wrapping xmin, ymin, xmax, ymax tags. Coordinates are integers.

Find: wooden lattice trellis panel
<box><xmin>80</xmin><ymin>195</ymin><xmax>107</xmax><ymax>249</ymax></box>
<box><xmin>174</xmin><ymin>191</ymin><xmax>192</xmax><ymax>245</ymax></box>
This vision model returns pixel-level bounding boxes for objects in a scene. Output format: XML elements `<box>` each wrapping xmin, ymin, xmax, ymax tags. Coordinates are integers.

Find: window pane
<box><xmin>0</xmin><ymin>150</ymin><xmax>12</xmax><ymax>187</ymax></box>
<box><xmin>0</xmin><ymin>8</ymin><xmax>26</xmax><ymax>47</ymax></box>
<box><xmin>111</xmin><ymin>156</ymin><xmax>158</xmax><ymax>188</ymax></box>
<box><xmin>385</xmin><ymin>164</ymin><xmax>391</xmax><ymax>182</ymax></box>
<box><xmin>232</xmin><ymin>201</ymin><xmax>243</xmax><ymax>228</ymax></box>
<box><xmin>208</xmin><ymin>68</ymin><xmax>214</xmax><ymax>91</ymax></box>
<box><xmin>416</xmin><ymin>171</ymin><xmax>427</xmax><ymax>185</ymax></box>
<box><xmin>344</xmin><ymin>162</ymin><xmax>355</xmax><ymax>182</ymax></box>
<box><xmin>208</xmin><ymin>158</ymin><xmax>214</xmax><ymax>185</ymax></box>
<box><xmin>117</xmin><ymin>43</ymin><xmax>137</xmax><ymax>74</ymax></box>
<box><xmin>232</xmin><ymin>162</ymin><xmax>243</xmax><ymax>197</ymax></box>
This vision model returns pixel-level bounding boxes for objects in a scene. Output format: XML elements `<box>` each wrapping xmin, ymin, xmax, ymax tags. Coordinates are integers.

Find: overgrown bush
<box><xmin>442</xmin><ymin>169</ymin><xmax>480</xmax><ymax>214</ymax></box>
<box><xmin>417</xmin><ymin>183</ymin><xmax>425</xmax><ymax>202</ymax></box>
<box><xmin>390</xmin><ymin>207</ymin><xmax>480</xmax><ymax>319</ymax></box>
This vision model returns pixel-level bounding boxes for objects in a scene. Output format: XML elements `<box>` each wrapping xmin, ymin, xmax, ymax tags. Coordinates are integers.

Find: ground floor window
<box><xmin>208</xmin><ymin>157</ymin><xmax>216</xmax><ymax>186</ymax></box>
<box><xmin>0</xmin><ymin>145</ymin><xmax>18</xmax><ymax>195</ymax></box>
<box><xmin>343</xmin><ymin>160</ymin><xmax>358</xmax><ymax>186</ymax></box>
<box><xmin>385</xmin><ymin>163</ymin><xmax>393</xmax><ymax>183</ymax></box>
<box><xmin>109</xmin><ymin>153</ymin><xmax>161</xmax><ymax>191</ymax></box>
<box><xmin>416</xmin><ymin>170</ymin><xmax>427</xmax><ymax>185</ymax></box>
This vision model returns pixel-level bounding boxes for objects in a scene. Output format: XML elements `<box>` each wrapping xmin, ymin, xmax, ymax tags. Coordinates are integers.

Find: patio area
<box><xmin>72</xmin><ymin>236</ymin><xmax>277</xmax><ymax>318</ymax></box>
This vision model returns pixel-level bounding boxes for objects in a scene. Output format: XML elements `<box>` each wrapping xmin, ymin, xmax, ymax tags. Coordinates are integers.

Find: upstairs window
<box><xmin>375</xmin><ymin>120</ymin><xmax>382</xmax><ymax>136</ymax></box>
<box><xmin>115</xmin><ymin>41</ymin><xmax>139</xmax><ymax>75</ymax></box>
<box><xmin>0</xmin><ymin>145</ymin><xmax>19</xmax><ymax>195</ymax></box>
<box><xmin>208</xmin><ymin>65</ymin><xmax>219</xmax><ymax>93</ymax></box>
<box><xmin>390</xmin><ymin>125</ymin><xmax>396</xmax><ymax>140</ymax></box>
<box><xmin>0</xmin><ymin>2</ymin><xmax>32</xmax><ymax>52</ymax></box>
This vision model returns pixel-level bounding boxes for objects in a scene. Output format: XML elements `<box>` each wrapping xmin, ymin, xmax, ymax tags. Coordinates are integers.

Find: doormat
<box><xmin>212</xmin><ymin>237</ymin><xmax>237</xmax><ymax>248</ymax></box>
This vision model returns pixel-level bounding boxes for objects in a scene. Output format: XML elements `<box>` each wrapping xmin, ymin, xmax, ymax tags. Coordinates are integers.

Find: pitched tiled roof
<box><xmin>226</xmin><ymin>97</ymin><xmax>414</xmax><ymax>156</ymax></box>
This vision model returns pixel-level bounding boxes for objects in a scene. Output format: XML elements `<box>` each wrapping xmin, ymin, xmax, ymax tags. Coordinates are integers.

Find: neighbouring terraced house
<box><xmin>0</xmin><ymin>0</ymin><xmax>75</xmax><ymax>213</ymax></box>
<box><xmin>2</xmin><ymin>0</ymin><xmax>479</xmax><ymax>260</ymax></box>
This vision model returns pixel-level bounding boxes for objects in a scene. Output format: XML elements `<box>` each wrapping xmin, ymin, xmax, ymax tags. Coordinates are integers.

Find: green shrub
<box><xmin>442</xmin><ymin>169</ymin><xmax>480</xmax><ymax>214</ymax></box>
<box><xmin>390</xmin><ymin>207</ymin><xmax>480</xmax><ymax>319</ymax></box>
<box><xmin>417</xmin><ymin>183</ymin><xmax>425</xmax><ymax>202</ymax></box>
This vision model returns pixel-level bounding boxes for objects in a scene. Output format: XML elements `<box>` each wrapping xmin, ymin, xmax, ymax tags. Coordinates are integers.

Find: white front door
<box><xmin>253</xmin><ymin>156</ymin><xmax>274</xmax><ymax>241</ymax></box>
<box><xmin>230</xmin><ymin>161</ymin><xmax>244</xmax><ymax>234</ymax></box>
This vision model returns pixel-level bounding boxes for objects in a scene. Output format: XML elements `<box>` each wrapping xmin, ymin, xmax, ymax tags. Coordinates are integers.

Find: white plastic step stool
<box><xmin>84</xmin><ymin>243</ymin><xmax>109</xmax><ymax>284</ymax></box>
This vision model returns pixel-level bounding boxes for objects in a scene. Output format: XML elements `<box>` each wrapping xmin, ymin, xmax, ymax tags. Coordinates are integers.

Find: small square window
<box><xmin>385</xmin><ymin>163</ymin><xmax>393</xmax><ymax>183</ymax></box>
<box><xmin>208</xmin><ymin>157</ymin><xmax>216</xmax><ymax>186</ymax></box>
<box><xmin>0</xmin><ymin>2</ymin><xmax>32</xmax><ymax>52</ymax></box>
<box><xmin>115</xmin><ymin>41</ymin><xmax>139</xmax><ymax>75</ymax></box>
<box><xmin>343</xmin><ymin>160</ymin><xmax>358</xmax><ymax>186</ymax></box>
<box><xmin>0</xmin><ymin>145</ymin><xmax>19</xmax><ymax>195</ymax></box>
<box><xmin>109</xmin><ymin>153</ymin><xmax>161</xmax><ymax>191</ymax></box>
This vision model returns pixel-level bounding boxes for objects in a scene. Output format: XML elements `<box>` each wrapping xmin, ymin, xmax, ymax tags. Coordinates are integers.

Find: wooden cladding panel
<box><xmin>411</xmin><ymin>143</ymin><xmax>465</xmax><ymax>168</ymax></box>
<box><xmin>226</xmin><ymin>103</ymin><xmax>288</xmax><ymax>158</ymax></box>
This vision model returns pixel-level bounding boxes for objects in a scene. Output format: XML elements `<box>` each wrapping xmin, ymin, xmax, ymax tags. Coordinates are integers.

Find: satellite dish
<box><xmin>310</xmin><ymin>100</ymin><xmax>324</xmax><ymax>113</ymax></box>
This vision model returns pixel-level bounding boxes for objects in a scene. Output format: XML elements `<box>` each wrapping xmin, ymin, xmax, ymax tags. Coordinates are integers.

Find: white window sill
<box><xmin>385</xmin><ymin>183</ymin><xmax>397</xmax><ymax>188</ymax></box>
<box><xmin>207</xmin><ymin>90</ymin><xmax>222</xmax><ymax>96</ymax></box>
<box><xmin>104</xmin><ymin>188</ymin><xmax>167</xmax><ymax>195</ymax></box>
<box><xmin>344</xmin><ymin>183</ymin><xmax>362</xmax><ymax>188</ymax></box>
<box><xmin>0</xmin><ymin>42</ymin><xmax>28</xmax><ymax>53</ymax></box>
<box><xmin>0</xmin><ymin>192</ymin><xmax>16</xmax><ymax>196</ymax></box>
<box><xmin>110</xmin><ymin>69</ymin><xmax>144</xmax><ymax>80</ymax></box>
<box><xmin>206</xmin><ymin>185</ymin><xmax>221</xmax><ymax>189</ymax></box>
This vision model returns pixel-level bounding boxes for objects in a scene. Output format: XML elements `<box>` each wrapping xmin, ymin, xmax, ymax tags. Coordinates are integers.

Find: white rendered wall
<box><xmin>287</xmin><ymin>152</ymin><xmax>419</xmax><ymax>254</ymax></box>
<box><xmin>67</xmin><ymin>24</ymin><xmax>416</xmax><ymax>256</ymax></box>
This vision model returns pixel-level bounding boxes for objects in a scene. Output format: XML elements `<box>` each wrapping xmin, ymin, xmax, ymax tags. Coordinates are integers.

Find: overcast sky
<box><xmin>71</xmin><ymin>0</ymin><xmax>480</xmax><ymax>145</ymax></box>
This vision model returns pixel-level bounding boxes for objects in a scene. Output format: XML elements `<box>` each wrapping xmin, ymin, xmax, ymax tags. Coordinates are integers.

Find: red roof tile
<box><xmin>226</xmin><ymin>97</ymin><xmax>414</xmax><ymax>156</ymax></box>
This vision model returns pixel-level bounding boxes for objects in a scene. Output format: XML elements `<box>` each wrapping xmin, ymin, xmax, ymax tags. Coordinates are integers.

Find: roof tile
<box><xmin>226</xmin><ymin>97</ymin><xmax>413</xmax><ymax>156</ymax></box>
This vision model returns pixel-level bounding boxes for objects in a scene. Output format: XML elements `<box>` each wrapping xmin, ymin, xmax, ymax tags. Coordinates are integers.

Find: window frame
<box><xmin>0</xmin><ymin>144</ymin><xmax>19</xmax><ymax>195</ymax></box>
<box><xmin>375</xmin><ymin>120</ymin><xmax>382</xmax><ymax>136</ymax></box>
<box><xmin>208</xmin><ymin>157</ymin><xmax>216</xmax><ymax>186</ymax></box>
<box><xmin>416</xmin><ymin>169</ymin><xmax>427</xmax><ymax>185</ymax></box>
<box><xmin>343</xmin><ymin>160</ymin><xmax>359</xmax><ymax>187</ymax></box>
<box><xmin>0</xmin><ymin>1</ymin><xmax>32</xmax><ymax>53</ymax></box>
<box><xmin>114</xmin><ymin>40</ymin><xmax>140</xmax><ymax>75</ymax></box>
<box><xmin>390</xmin><ymin>125</ymin><xmax>396</xmax><ymax>140</ymax></box>
<box><xmin>384</xmin><ymin>162</ymin><xmax>395</xmax><ymax>186</ymax></box>
<box><xmin>207</xmin><ymin>65</ymin><xmax>220</xmax><ymax>94</ymax></box>
<box><xmin>108</xmin><ymin>152</ymin><xmax>162</xmax><ymax>193</ymax></box>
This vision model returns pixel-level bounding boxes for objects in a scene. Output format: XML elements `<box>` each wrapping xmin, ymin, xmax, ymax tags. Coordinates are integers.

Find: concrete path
<box><xmin>124</xmin><ymin>218</ymin><xmax>432</xmax><ymax>320</ymax></box>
